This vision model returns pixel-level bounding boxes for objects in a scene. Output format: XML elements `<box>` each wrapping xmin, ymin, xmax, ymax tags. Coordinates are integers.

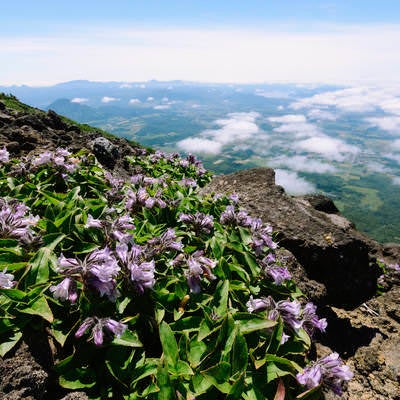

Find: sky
<box><xmin>2</xmin><ymin>1</ymin><xmax>400</xmax><ymax>85</ymax></box>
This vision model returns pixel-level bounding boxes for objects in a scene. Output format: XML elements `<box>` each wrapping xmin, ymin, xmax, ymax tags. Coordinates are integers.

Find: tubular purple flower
<box><xmin>178</xmin><ymin>212</ymin><xmax>214</xmax><ymax>234</ymax></box>
<box><xmin>49</xmin><ymin>277</ymin><xmax>78</xmax><ymax>303</ymax></box>
<box><xmin>246</xmin><ymin>295</ymin><xmax>272</xmax><ymax>313</ymax></box>
<box><xmin>0</xmin><ymin>147</ymin><xmax>10</xmax><ymax>163</ymax></box>
<box><xmin>93</xmin><ymin>323</ymin><xmax>104</xmax><ymax>346</ymax></box>
<box><xmin>75</xmin><ymin>317</ymin><xmax>95</xmax><ymax>338</ymax></box>
<box><xmin>0</xmin><ymin>269</ymin><xmax>15</xmax><ymax>289</ymax></box>
<box><xmin>183</xmin><ymin>251</ymin><xmax>217</xmax><ymax>293</ymax></box>
<box><xmin>85</xmin><ymin>214</ymin><xmax>103</xmax><ymax>229</ymax></box>
<box><xmin>265</xmin><ymin>266</ymin><xmax>292</xmax><ymax>285</ymax></box>
<box><xmin>301</xmin><ymin>302</ymin><xmax>328</xmax><ymax>334</ymax></box>
<box><xmin>297</xmin><ymin>353</ymin><xmax>353</xmax><ymax>395</ymax></box>
<box><xmin>296</xmin><ymin>364</ymin><xmax>323</xmax><ymax>389</ymax></box>
<box><xmin>276</xmin><ymin>299</ymin><xmax>302</xmax><ymax>330</ymax></box>
<box><xmin>104</xmin><ymin>318</ymin><xmax>127</xmax><ymax>337</ymax></box>
<box><xmin>147</xmin><ymin>228</ymin><xmax>183</xmax><ymax>256</ymax></box>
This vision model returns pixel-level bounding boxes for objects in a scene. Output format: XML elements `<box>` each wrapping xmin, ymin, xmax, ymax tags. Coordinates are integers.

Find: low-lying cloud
<box><xmin>101</xmin><ymin>96</ymin><xmax>119</xmax><ymax>103</ymax></box>
<box><xmin>269</xmin><ymin>155</ymin><xmax>336</xmax><ymax>173</ymax></box>
<box><xmin>71</xmin><ymin>97</ymin><xmax>88</xmax><ymax>103</ymax></box>
<box><xmin>366</xmin><ymin>116</ymin><xmax>400</xmax><ymax>135</ymax></box>
<box><xmin>177</xmin><ymin>112</ymin><xmax>261</xmax><ymax>155</ymax></box>
<box><xmin>274</xmin><ymin>169</ymin><xmax>316</xmax><ymax>195</ymax></box>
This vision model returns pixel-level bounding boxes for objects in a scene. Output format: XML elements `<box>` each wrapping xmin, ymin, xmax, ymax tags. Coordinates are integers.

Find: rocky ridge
<box><xmin>0</xmin><ymin>95</ymin><xmax>399</xmax><ymax>399</ymax></box>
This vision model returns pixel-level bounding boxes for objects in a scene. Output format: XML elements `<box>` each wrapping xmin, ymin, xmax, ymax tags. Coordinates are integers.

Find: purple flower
<box><xmin>265</xmin><ymin>266</ymin><xmax>292</xmax><ymax>285</ymax></box>
<box><xmin>250</xmin><ymin>218</ymin><xmax>277</xmax><ymax>255</ymax></box>
<box><xmin>0</xmin><ymin>199</ymin><xmax>39</xmax><ymax>243</ymax></box>
<box><xmin>220</xmin><ymin>205</ymin><xmax>253</xmax><ymax>227</ymax></box>
<box><xmin>183</xmin><ymin>251</ymin><xmax>217</xmax><ymax>293</ymax></box>
<box><xmin>146</xmin><ymin>228</ymin><xmax>183</xmax><ymax>256</ymax></box>
<box><xmin>246</xmin><ymin>295</ymin><xmax>302</xmax><ymax>330</ymax></box>
<box><xmin>178</xmin><ymin>212</ymin><xmax>214</xmax><ymax>234</ymax></box>
<box><xmin>301</xmin><ymin>302</ymin><xmax>327</xmax><ymax>335</ymax></box>
<box><xmin>125</xmin><ymin>188</ymin><xmax>166</xmax><ymax>211</ymax></box>
<box><xmin>0</xmin><ymin>269</ymin><xmax>15</xmax><ymax>289</ymax></box>
<box><xmin>116</xmin><ymin>243</ymin><xmax>155</xmax><ymax>294</ymax></box>
<box><xmin>0</xmin><ymin>147</ymin><xmax>10</xmax><ymax>163</ymax></box>
<box><xmin>388</xmin><ymin>263</ymin><xmax>400</xmax><ymax>272</ymax></box>
<box><xmin>228</xmin><ymin>193</ymin><xmax>239</xmax><ymax>204</ymax></box>
<box><xmin>56</xmin><ymin>248</ymin><xmax>120</xmax><ymax>301</ymax></box>
<box><xmin>75</xmin><ymin>317</ymin><xmax>127</xmax><ymax>346</ymax></box>
<box><xmin>178</xmin><ymin>178</ymin><xmax>197</xmax><ymax>188</ymax></box>
<box><xmin>49</xmin><ymin>277</ymin><xmax>78</xmax><ymax>303</ymax></box>
<box><xmin>297</xmin><ymin>352</ymin><xmax>353</xmax><ymax>395</ymax></box>
<box><xmin>31</xmin><ymin>148</ymin><xmax>78</xmax><ymax>173</ymax></box>
<box><xmin>85</xmin><ymin>214</ymin><xmax>103</xmax><ymax>229</ymax></box>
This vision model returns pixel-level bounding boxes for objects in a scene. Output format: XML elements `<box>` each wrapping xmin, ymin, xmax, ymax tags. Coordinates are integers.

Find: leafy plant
<box><xmin>0</xmin><ymin>146</ymin><xmax>352</xmax><ymax>399</ymax></box>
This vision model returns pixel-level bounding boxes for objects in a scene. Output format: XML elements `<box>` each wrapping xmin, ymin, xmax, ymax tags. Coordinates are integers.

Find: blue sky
<box><xmin>2</xmin><ymin>1</ymin><xmax>400</xmax><ymax>85</ymax></box>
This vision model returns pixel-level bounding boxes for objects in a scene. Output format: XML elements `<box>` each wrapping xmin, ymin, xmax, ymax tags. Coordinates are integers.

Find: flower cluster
<box><xmin>31</xmin><ymin>148</ymin><xmax>79</xmax><ymax>174</ymax></box>
<box><xmin>260</xmin><ymin>253</ymin><xmax>292</xmax><ymax>285</ymax></box>
<box><xmin>0</xmin><ymin>198</ymin><xmax>39</xmax><ymax>243</ymax></box>
<box><xmin>220</xmin><ymin>205</ymin><xmax>253</xmax><ymax>227</ymax></box>
<box><xmin>146</xmin><ymin>228</ymin><xmax>183</xmax><ymax>257</ymax></box>
<box><xmin>53</xmin><ymin>248</ymin><xmax>120</xmax><ymax>302</ymax></box>
<box><xmin>247</xmin><ymin>296</ymin><xmax>327</xmax><ymax>335</ymax></box>
<box><xmin>85</xmin><ymin>213</ymin><xmax>135</xmax><ymax>243</ymax></box>
<box><xmin>116</xmin><ymin>242</ymin><xmax>155</xmax><ymax>294</ymax></box>
<box><xmin>178</xmin><ymin>211</ymin><xmax>214</xmax><ymax>234</ymax></box>
<box><xmin>172</xmin><ymin>250</ymin><xmax>217</xmax><ymax>293</ymax></box>
<box><xmin>296</xmin><ymin>352</ymin><xmax>353</xmax><ymax>395</ymax></box>
<box><xmin>75</xmin><ymin>316</ymin><xmax>127</xmax><ymax>346</ymax></box>
<box><xmin>125</xmin><ymin>188</ymin><xmax>167</xmax><ymax>211</ymax></box>
<box><xmin>250</xmin><ymin>218</ymin><xmax>278</xmax><ymax>255</ymax></box>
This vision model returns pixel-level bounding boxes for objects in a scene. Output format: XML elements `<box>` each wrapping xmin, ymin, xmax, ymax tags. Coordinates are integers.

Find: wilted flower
<box><xmin>178</xmin><ymin>212</ymin><xmax>214</xmax><ymax>234</ymax></box>
<box><xmin>0</xmin><ymin>269</ymin><xmax>15</xmax><ymax>289</ymax></box>
<box><xmin>0</xmin><ymin>147</ymin><xmax>10</xmax><ymax>163</ymax></box>
<box><xmin>116</xmin><ymin>243</ymin><xmax>155</xmax><ymax>294</ymax></box>
<box><xmin>301</xmin><ymin>302</ymin><xmax>327</xmax><ymax>335</ymax></box>
<box><xmin>296</xmin><ymin>352</ymin><xmax>353</xmax><ymax>395</ymax></box>
<box><xmin>75</xmin><ymin>316</ymin><xmax>127</xmax><ymax>346</ymax></box>
<box><xmin>0</xmin><ymin>198</ymin><xmax>39</xmax><ymax>243</ymax></box>
<box><xmin>49</xmin><ymin>277</ymin><xmax>78</xmax><ymax>303</ymax></box>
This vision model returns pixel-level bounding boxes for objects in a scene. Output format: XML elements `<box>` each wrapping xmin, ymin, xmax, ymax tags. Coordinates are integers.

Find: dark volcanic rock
<box><xmin>91</xmin><ymin>136</ymin><xmax>120</xmax><ymax>168</ymax></box>
<box><xmin>204</xmin><ymin>167</ymin><xmax>380</xmax><ymax>308</ymax></box>
<box><xmin>303</xmin><ymin>194</ymin><xmax>340</xmax><ymax>214</ymax></box>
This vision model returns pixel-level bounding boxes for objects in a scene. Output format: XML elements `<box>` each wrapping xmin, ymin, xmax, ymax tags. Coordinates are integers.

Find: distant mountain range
<box><xmin>1</xmin><ymin>80</ymin><xmax>400</xmax><ymax>243</ymax></box>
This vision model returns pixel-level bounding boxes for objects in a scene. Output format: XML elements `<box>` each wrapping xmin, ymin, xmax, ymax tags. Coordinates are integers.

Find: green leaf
<box><xmin>0</xmin><ymin>288</ymin><xmax>27</xmax><ymax>301</ymax></box>
<box><xmin>237</xmin><ymin>318</ymin><xmax>276</xmax><ymax>334</ymax></box>
<box><xmin>159</xmin><ymin>321</ymin><xmax>179</xmax><ymax>368</ymax></box>
<box><xmin>266</xmin><ymin>362</ymin><xmax>291</xmax><ymax>384</ymax></box>
<box><xmin>156</xmin><ymin>361</ymin><xmax>174</xmax><ymax>400</ymax></box>
<box><xmin>232</xmin><ymin>330</ymin><xmax>248</xmax><ymax>374</ymax></box>
<box><xmin>0</xmin><ymin>330</ymin><xmax>22</xmax><ymax>357</ymax></box>
<box><xmin>170</xmin><ymin>360</ymin><xmax>193</xmax><ymax>377</ymax></box>
<box><xmin>27</xmin><ymin>233</ymin><xmax>66</xmax><ymax>284</ymax></box>
<box><xmin>112</xmin><ymin>329</ymin><xmax>143</xmax><ymax>348</ymax></box>
<box><xmin>18</xmin><ymin>296</ymin><xmax>53</xmax><ymax>323</ymax></box>
<box><xmin>212</xmin><ymin>280</ymin><xmax>229</xmax><ymax>317</ymax></box>
<box><xmin>188</xmin><ymin>339</ymin><xmax>207</xmax><ymax>368</ymax></box>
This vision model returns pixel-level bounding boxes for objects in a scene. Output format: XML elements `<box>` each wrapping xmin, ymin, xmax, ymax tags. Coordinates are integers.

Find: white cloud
<box><xmin>177</xmin><ymin>111</ymin><xmax>261</xmax><ymax>155</ymax></box>
<box><xmin>274</xmin><ymin>169</ymin><xmax>316</xmax><ymax>195</ymax></box>
<box><xmin>393</xmin><ymin>139</ymin><xmax>400</xmax><ymax>150</ymax></box>
<box><xmin>295</xmin><ymin>136</ymin><xmax>359</xmax><ymax>161</ymax></box>
<box><xmin>120</xmin><ymin>83</ymin><xmax>132</xmax><ymax>88</ymax></box>
<box><xmin>70</xmin><ymin>97</ymin><xmax>88</xmax><ymax>103</ymax></box>
<box><xmin>384</xmin><ymin>153</ymin><xmax>400</xmax><ymax>164</ymax></box>
<box><xmin>366</xmin><ymin>116</ymin><xmax>400</xmax><ymax>134</ymax></box>
<box><xmin>277</xmin><ymin>105</ymin><xmax>284</xmax><ymax>111</ymax></box>
<box><xmin>153</xmin><ymin>105</ymin><xmax>170</xmax><ymax>110</ymax></box>
<box><xmin>392</xmin><ymin>176</ymin><xmax>400</xmax><ymax>185</ymax></box>
<box><xmin>177</xmin><ymin>137</ymin><xmax>222</xmax><ymax>155</ymax></box>
<box><xmin>307</xmin><ymin>108</ymin><xmax>337</xmax><ymax>121</ymax></box>
<box><xmin>291</xmin><ymin>85</ymin><xmax>400</xmax><ymax>114</ymax></box>
<box><xmin>366</xmin><ymin>162</ymin><xmax>393</xmax><ymax>174</ymax></box>
<box><xmin>3</xmin><ymin>24</ymin><xmax>400</xmax><ymax>85</ymax></box>
<box><xmin>269</xmin><ymin>114</ymin><xmax>322</xmax><ymax>138</ymax></box>
<box><xmin>269</xmin><ymin>155</ymin><xmax>337</xmax><ymax>173</ymax></box>
<box><xmin>162</xmin><ymin>97</ymin><xmax>169</xmax><ymax>102</ymax></box>
<box><xmin>101</xmin><ymin>96</ymin><xmax>119</xmax><ymax>103</ymax></box>
<box><xmin>147</xmin><ymin>96</ymin><xmax>154</xmax><ymax>101</ymax></box>
<box><xmin>129</xmin><ymin>98</ymin><xmax>141</xmax><ymax>104</ymax></box>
